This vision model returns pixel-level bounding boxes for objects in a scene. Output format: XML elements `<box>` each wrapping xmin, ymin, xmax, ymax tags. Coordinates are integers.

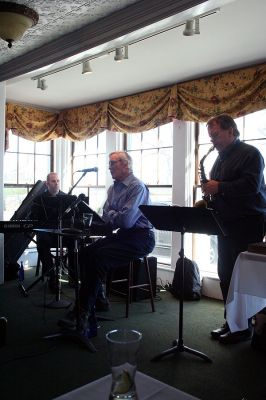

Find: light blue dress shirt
<box><xmin>102</xmin><ymin>173</ymin><xmax>153</xmax><ymax>230</ymax></box>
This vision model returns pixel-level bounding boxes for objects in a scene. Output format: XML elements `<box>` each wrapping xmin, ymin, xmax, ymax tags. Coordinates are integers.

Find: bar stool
<box><xmin>107</xmin><ymin>256</ymin><xmax>155</xmax><ymax>318</ymax></box>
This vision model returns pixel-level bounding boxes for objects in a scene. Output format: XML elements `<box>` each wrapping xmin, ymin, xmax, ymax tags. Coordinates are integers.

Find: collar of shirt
<box><xmin>219</xmin><ymin>138</ymin><xmax>239</xmax><ymax>161</ymax></box>
<box><xmin>114</xmin><ymin>173</ymin><xmax>134</xmax><ymax>188</ymax></box>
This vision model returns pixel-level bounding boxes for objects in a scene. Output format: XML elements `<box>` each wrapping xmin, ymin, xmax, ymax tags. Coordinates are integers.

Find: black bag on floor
<box><xmin>170</xmin><ymin>256</ymin><xmax>201</xmax><ymax>300</ymax></box>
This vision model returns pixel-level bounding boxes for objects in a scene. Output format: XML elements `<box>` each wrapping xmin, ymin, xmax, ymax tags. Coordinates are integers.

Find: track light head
<box><xmin>82</xmin><ymin>60</ymin><xmax>92</xmax><ymax>74</ymax></box>
<box><xmin>114</xmin><ymin>47</ymin><xmax>124</xmax><ymax>62</ymax></box>
<box><xmin>40</xmin><ymin>79</ymin><xmax>46</xmax><ymax>90</ymax></box>
<box><xmin>183</xmin><ymin>20</ymin><xmax>195</xmax><ymax>36</ymax></box>
<box><xmin>114</xmin><ymin>46</ymin><xmax>128</xmax><ymax>62</ymax></box>
<box><xmin>37</xmin><ymin>77</ymin><xmax>42</xmax><ymax>89</ymax></box>
<box><xmin>194</xmin><ymin>18</ymin><xmax>200</xmax><ymax>34</ymax></box>
<box><xmin>36</xmin><ymin>78</ymin><xmax>46</xmax><ymax>90</ymax></box>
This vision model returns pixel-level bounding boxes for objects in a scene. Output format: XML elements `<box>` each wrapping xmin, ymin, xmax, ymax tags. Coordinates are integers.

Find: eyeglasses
<box><xmin>109</xmin><ymin>159</ymin><xmax>124</xmax><ymax>166</ymax></box>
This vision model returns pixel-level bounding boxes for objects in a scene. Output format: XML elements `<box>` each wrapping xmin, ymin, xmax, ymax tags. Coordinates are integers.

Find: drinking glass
<box><xmin>106</xmin><ymin>329</ymin><xmax>142</xmax><ymax>399</ymax></box>
<box><xmin>82</xmin><ymin>212</ymin><xmax>93</xmax><ymax>228</ymax></box>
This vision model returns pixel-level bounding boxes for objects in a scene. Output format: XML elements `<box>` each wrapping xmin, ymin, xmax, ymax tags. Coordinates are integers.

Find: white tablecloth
<box><xmin>226</xmin><ymin>251</ymin><xmax>266</xmax><ymax>332</ymax></box>
<box><xmin>53</xmin><ymin>371</ymin><xmax>200</xmax><ymax>400</ymax></box>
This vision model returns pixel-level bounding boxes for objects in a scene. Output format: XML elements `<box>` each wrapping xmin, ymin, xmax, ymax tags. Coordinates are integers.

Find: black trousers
<box><xmin>217</xmin><ymin>214</ymin><xmax>265</xmax><ymax>305</ymax></box>
<box><xmin>78</xmin><ymin>228</ymin><xmax>155</xmax><ymax>313</ymax></box>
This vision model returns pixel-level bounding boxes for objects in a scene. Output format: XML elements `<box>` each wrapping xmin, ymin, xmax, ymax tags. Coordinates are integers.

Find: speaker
<box><xmin>110</xmin><ymin>256</ymin><xmax>157</xmax><ymax>301</ymax></box>
<box><xmin>4</xmin><ymin>180</ymin><xmax>46</xmax><ymax>280</ymax></box>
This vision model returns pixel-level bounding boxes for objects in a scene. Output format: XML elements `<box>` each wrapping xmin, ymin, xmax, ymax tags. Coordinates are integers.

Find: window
<box><xmin>194</xmin><ymin>109</ymin><xmax>266</xmax><ymax>276</ymax></box>
<box><xmin>4</xmin><ymin>130</ymin><xmax>53</xmax><ymax>220</ymax></box>
<box><xmin>71</xmin><ymin>131</ymin><xmax>107</xmax><ymax>212</ymax></box>
<box><xmin>126</xmin><ymin>123</ymin><xmax>173</xmax><ymax>266</ymax></box>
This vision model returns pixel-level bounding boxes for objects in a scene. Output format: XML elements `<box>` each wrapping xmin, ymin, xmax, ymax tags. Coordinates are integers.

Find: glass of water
<box><xmin>106</xmin><ymin>329</ymin><xmax>142</xmax><ymax>400</ymax></box>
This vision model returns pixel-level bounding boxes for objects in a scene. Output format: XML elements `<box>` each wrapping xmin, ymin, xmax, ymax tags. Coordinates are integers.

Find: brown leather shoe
<box><xmin>219</xmin><ymin>328</ymin><xmax>252</xmax><ymax>344</ymax></box>
<box><xmin>210</xmin><ymin>322</ymin><xmax>230</xmax><ymax>340</ymax></box>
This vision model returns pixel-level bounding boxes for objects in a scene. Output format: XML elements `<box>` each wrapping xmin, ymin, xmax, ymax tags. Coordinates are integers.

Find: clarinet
<box><xmin>196</xmin><ymin>146</ymin><xmax>214</xmax><ymax>208</ymax></box>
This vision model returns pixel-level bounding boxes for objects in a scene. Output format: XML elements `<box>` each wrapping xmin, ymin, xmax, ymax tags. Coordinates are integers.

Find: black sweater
<box><xmin>210</xmin><ymin>139</ymin><xmax>266</xmax><ymax>221</ymax></box>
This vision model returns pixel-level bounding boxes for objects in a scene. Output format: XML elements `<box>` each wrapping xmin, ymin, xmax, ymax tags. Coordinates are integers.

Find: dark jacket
<box><xmin>210</xmin><ymin>139</ymin><xmax>266</xmax><ymax>221</ymax></box>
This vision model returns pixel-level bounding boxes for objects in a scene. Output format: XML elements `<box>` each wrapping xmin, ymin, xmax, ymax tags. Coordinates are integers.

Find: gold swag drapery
<box><xmin>5</xmin><ymin>62</ymin><xmax>266</xmax><ymax>143</ymax></box>
<box><xmin>174</xmin><ymin>63</ymin><xmax>266</xmax><ymax>121</ymax></box>
<box><xmin>6</xmin><ymin>103</ymin><xmax>60</xmax><ymax>141</ymax></box>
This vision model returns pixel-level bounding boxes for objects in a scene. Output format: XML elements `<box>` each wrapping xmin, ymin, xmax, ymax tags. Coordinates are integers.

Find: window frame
<box><xmin>3</xmin><ymin>131</ymin><xmax>54</xmax><ymax>220</ymax></box>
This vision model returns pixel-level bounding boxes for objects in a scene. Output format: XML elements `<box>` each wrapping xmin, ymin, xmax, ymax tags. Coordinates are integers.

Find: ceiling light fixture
<box><xmin>40</xmin><ymin>79</ymin><xmax>46</xmax><ymax>90</ymax></box>
<box><xmin>31</xmin><ymin>8</ymin><xmax>219</xmax><ymax>86</ymax></box>
<box><xmin>194</xmin><ymin>17</ymin><xmax>200</xmax><ymax>34</ymax></box>
<box><xmin>183</xmin><ymin>20</ymin><xmax>195</xmax><ymax>36</ymax></box>
<box><xmin>37</xmin><ymin>77</ymin><xmax>42</xmax><ymax>89</ymax></box>
<box><xmin>124</xmin><ymin>45</ymin><xmax>129</xmax><ymax>60</ymax></box>
<box><xmin>82</xmin><ymin>60</ymin><xmax>92</xmax><ymax>74</ymax></box>
<box><xmin>0</xmin><ymin>1</ymin><xmax>39</xmax><ymax>48</ymax></box>
<box><xmin>114</xmin><ymin>45</ymin><xmax>128</xmax><ymax>62</ymax></box>
<box><xmin>37</xmin><ymin>78</ymin><xmax>46</xmax><ymax>90</ymax></box>
<box><xmin>114</xmin><ymin>48</ymin><xmax>123</xmax><ymax>62</ymax></box>
<box><xmin>183</xmin><ymin>16</ymin><xmax>201</xmax><ymax>36</ymax></box>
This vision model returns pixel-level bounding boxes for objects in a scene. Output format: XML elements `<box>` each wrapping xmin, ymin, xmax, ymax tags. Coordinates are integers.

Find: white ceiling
<box><xmin>2</xmin><ymin>0</ymin><xmax>266</xmax><ymax>111</ymax></box>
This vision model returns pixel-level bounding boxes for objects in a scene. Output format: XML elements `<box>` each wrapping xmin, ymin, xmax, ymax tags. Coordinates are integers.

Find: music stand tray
<box><xmin>139</xmin><ymin>205</ymin><xmax>226</xmax><ymax>363</ymax></box>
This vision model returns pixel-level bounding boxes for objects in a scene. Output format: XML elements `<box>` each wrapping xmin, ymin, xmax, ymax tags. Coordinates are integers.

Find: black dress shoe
<box><xmin>219</xmin><ymin>328</ymin><xmax>252</xmax><ymax>344</ymax></box>
<box><xmin>211</xmin><ymin>322</ymin><xmax>230</xmax><ymax>340</ymax></box>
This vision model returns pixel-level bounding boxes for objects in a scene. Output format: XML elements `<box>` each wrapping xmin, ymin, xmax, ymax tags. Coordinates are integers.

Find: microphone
<box><xmin>77</xmin><ymin>167</ymin><xmax>98</xmax><ymax>173</ymax></box>
<box><xmin>78</xmin><ymin>193</ymin><xmax>86</xmax><ymax>200</ymax></box>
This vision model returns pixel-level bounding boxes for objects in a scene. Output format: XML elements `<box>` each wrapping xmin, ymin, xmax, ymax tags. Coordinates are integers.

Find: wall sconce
<box><xmin>82</xmin><ymin>60</ymin><xmax>93</xmax><ymax>74</ymax></box>
<box><xmin>0</xmin><ymin>1</ymin><xmax>39</xmax><ymax>48</ymax></box>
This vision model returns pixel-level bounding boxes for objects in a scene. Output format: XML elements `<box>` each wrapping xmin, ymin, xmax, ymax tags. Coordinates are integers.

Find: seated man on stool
<box><xmin>31</xmin><ymin>172</ymin><xmax>75</xmax><ymax>291</ymax></box>
<box><xmin>59</xmin><ymin>151</ymin><xmax>155</xmax><ymax>337</ymax></box>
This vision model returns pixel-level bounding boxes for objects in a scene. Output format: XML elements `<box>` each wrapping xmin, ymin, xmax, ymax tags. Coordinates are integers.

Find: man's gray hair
<box><xmin>109</xmin><ymin>151</ymin><xmax>133</xmax><ymax>172</ymax></box>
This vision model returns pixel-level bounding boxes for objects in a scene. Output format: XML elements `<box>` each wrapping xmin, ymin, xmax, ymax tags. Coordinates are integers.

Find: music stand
<box><xmin>139</xmin><ymin>205</ymin><xmax>226</xmax><ymax>363</ymax></box>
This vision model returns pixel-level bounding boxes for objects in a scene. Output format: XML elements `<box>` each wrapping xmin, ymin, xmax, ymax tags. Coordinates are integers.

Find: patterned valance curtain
<box><xmin>5</xmin><ymin>62</ymin><xmax>266</xmax><ymax>144</ymax></box>
<box><xmin>59</xmin><ymin>102</ymin><xmax>108</xmax><ymax>141</ymax></box>
<box><xmin>107</xmin><ymin>86</ymin><xmax>174</xmax><ymax>132</ymax></box>
<box><xmin>5</xmin><ymin>103</ymin><xmax>60</xmax><ymax>141</ymax></box>
<box><xmin>173</xmin><ymin>63</ymin><xmax>266</xmax><ymax>122</ymax></box>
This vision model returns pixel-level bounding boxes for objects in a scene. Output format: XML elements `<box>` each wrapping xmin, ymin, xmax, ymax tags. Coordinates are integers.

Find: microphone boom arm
<box><xmin>68</xmin><ymin>172</ymin><xmax>86</xmax><ymax>195</ymax></box>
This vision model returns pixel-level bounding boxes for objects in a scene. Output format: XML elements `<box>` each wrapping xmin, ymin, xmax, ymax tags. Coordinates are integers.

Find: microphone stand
<box><xmin>45</xmin><ymin>197</ymin><xmax>72</xmax><ymax>309</ymax></box>
<box><xmin>68</xmin><ymin>172</ymin><xmax>87</xmax><ymax>195</ymax></box>
<box><xmin>43</xmin><ymin>227</ymin><xmax>97</xmax><ymax>352</ymax></box>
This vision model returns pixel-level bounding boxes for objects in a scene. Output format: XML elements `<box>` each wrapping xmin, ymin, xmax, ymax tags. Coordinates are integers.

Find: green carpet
<box><xmin>0</xmin><ymin>267</ymin><xmax>266</xmax><ymax>400</ymax></box>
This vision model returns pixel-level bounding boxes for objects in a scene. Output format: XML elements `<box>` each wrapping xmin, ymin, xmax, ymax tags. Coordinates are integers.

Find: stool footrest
<box><xmin>108</xmin><ymin>256</ymin><xmax>155</xmax><ymax>318</ymax></box>
<box><xmin>129</xmin><ymin>284</ymin><xmax>149</xmax><ymax>289</ymax></box>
